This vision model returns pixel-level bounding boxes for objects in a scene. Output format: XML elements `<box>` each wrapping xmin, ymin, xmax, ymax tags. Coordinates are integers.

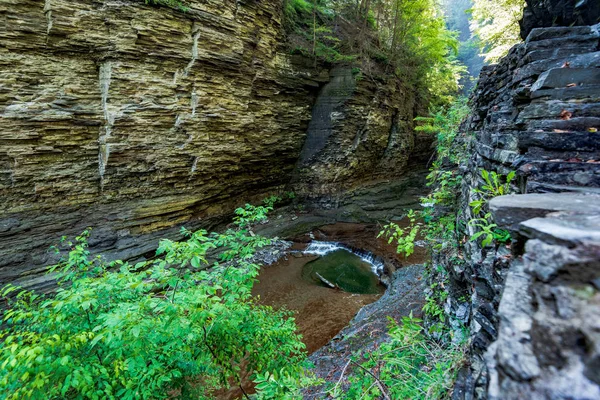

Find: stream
<box><xmin>252</xmin><ymin>222</ymin><xmax>428</xmax><ymax>354</ymax></box>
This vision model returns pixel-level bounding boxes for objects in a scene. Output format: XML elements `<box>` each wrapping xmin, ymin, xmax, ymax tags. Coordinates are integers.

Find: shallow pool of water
<box><xmin>252</xmin><ymin>252</ymin><xmax>383</xmax><ymax>354</ymax></box>
<box><xmin>301</xmin><ymin>249</ymin><xmax>384</xmax><ymax>294</ymax></box>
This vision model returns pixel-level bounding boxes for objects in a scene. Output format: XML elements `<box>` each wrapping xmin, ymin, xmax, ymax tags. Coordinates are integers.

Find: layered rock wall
<box><xmin>292</xmin><ymin>67</ymin><xmax>424</xmax><ymax>201</ymax></box>
<box><xmin>445</xmin><ymin>12</ymin><xmax>600</xmax><ymax>400</ymax></box>
<box><xmin>520</xmin><ymin>0</ymin><xmax>600</xmax><ymax>39</ymax></box>
<box><xmin>0</xmin><ymin>1</ymin><xmax>424</xmax><ymax>290</ymax></box>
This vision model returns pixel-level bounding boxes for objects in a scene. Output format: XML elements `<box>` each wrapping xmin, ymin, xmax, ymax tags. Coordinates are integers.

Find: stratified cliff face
<box><xmin>0</xmin><ymin>1</ymin><xmax>424</xmax><ymax>290</ymax></box>
<box><xmin>292</xmin><ymin>67</ymin><xmax>424</xmax><ymax>201</ymax></box>
<box><xmin>443</xmin><ymin>8</ymin><xmax>600</xmax><ymax>399</ymax></box>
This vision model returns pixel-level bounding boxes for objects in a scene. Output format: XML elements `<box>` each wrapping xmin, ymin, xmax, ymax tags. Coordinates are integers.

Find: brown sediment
<box><xmin>253</xmin><ymin>253</ymin><xmax>382</xmax><ymax>354</ymax></box>
<box><xmin>253</xmin><ymin>221</ymin><xmax>427</xmax><ymax>354</ymax></box>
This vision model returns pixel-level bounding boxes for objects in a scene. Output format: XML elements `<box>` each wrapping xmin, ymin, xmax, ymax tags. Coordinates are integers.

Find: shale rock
<box><xmin>443</xmin><ymin>15</ymin><xmax>600</xmax><ymax>400</ymax></box>
<box><xmin>0</xmin><ymin>1</ymin><xmax>425</xmax><ymax>290</ymax></box>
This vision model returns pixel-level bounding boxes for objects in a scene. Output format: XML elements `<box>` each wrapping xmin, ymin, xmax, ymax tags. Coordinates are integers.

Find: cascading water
<box><xmin>303</xmin><ymin>241</ymin><xmax>385</xmax><ymax>276</ymax></box>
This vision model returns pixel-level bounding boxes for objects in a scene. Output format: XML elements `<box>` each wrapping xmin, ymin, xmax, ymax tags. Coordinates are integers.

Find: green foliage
<box><xmin>284</xmin><ymin>0</ymin><xmax>464</xmax><ymax>104</ymax></box>
<box><xmin>233</xmin><ymin>203</ymin><xmax>273</xmax><ymax>229</ymax></box>
<box><xmin>469</xmin><ymin>0</ymin><xmax>525</xmax><ymax>61</ymax></box>
<box><xmin>380</xmin><ymin>99</ymin><xmax>470</xmax><ymax>258</ymax></box>
<box><xmin>469</xmin><ymin>213</ymin><xmax>511</xmax><ymax>247</ymax></box>
<box><xmin>415</xmin><ymin>97</ymin><xmax>470</xmax><ymax>164</ymax></box>
<box><xmin>469</xmin><ymin>169</ymin><xmax>516</xmax><ymax>215</ymax></box>
<box><xmin>378</xmin><ymin>210</ymin><xmax>422</xmax><ymax>258</ymax></box>
<box><xmin>423</xmin><ymin>283</ymin><xmax>448</xmax><ymax>323</ymax></box>
<box><xmin>0</xmin><ymin>202</ymin><xmax>313</xmax><ymax>399</ymax></box>
<box><xmin>478</xmin><ymin>169</ymin><xmax>516</xmax><ymax>197</ymax></box>
<box><xmin>381</xmin><ymin>0</ymin><xmax>466</xmax><ymax>104</ymax></box>
<box><xmin>285</xmin><ymin>0</ymin><xmax>313</xmax><ymax>20</ymax></box>
<box><xmin>254</xmin><ymin>368</ymin><xmax>322</xmax><ymax>399</ymax></box>
<box><xmin>331</xmin><ymin>315</ymin><xmax>464</xmax><ymax>399</ymax></box>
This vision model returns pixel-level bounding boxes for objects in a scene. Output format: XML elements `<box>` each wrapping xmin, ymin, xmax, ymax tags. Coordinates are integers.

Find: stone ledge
<box><xmin>519</xmin><ymin>212</ymin><xmax>600</xmax><ymax>247</ymax></box>
<box><xmin>490</xmin><ymin>192</ymin><xmax>600</xmax><ymax>229</ymax></box>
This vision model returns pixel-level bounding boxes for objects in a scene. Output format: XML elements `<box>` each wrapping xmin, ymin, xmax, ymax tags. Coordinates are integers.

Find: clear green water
<box><xmin>301</xmin><ymin>249</ymin><xmax>384</xmax><ymax>294</ymax></box>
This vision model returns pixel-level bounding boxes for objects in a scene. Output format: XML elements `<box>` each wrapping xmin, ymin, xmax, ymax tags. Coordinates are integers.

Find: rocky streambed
<box><xmin>249</xmin><ymin>217</ymin><xmax>428</xmax><ymax>392</ymax></box>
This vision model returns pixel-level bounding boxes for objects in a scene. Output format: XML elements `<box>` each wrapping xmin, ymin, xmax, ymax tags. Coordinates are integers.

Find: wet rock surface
<box><xmin>0</xmin><ymin>1</ymin><xmax>428</xmax><ymax>291</ymax></box>
<box><xmin>303</xmin><ymin>264</ymin><xmax>426</xmax><ymax>399</ymax></box>
<box><xmin>443</xmin><ymin>13</ymin><xmax>600</xmax><ymax>400</ymax></box>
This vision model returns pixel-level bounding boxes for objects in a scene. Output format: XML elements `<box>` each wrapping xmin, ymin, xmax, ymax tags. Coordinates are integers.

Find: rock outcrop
<box><xmin>0</xmin><ymin>1</ymin><xmax>426</xmax><ymax>290</ymax></box>
<box><xmin>444</xmin><ymin>12</ymin><xmax>600</xmax><ymax>400</ymax></box>
<box><xmin>292</xmin><ymin>67</ymin><xmax>425</xmax><ymax>200</ymax></box>
<box><xmin>485</xmin><ymin>194</ymin><xmax>600</xmax><ymax>399</ymax></box>
<box><xmin>520</xmin><ymin>0</ymin><xmax>600</xmax><ymax>40</ymax></box>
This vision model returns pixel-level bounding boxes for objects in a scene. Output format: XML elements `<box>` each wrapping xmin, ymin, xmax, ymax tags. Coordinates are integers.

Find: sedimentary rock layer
<box><xmin>446</xmin><ymin>20</ymin><xmax>600</xmax><ymax>400</ymax></box>
<box><xmin>0</xmin><ymin>0</ymin><xmax>319</xmax><ymax>290</ymax></box>
<box><xmin>0</xmin><ymin>1</ymin><xmax>423</xmax><ymax>290</ymax></box>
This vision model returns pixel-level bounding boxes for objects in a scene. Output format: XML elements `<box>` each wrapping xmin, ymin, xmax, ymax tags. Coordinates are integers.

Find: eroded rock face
<box><xmin>0</xmin><ymin>1</ymin><xmax>424</xmax><ymax>290</ymax></box>
<box><xmin>520</xmin><ymin>0</ymin><xmax>600</xmax><ymax>40</ymax></box>
<box><xmin>441</xmin><ymin>17</ymin><xmax>600</xmax><ymax>400</ymax></box>
<box><xmin>485</xmin><ymin>208</ymin><xmax>600</xmax><ymax>400</ymax></box>
<box><xmin>292</xmin><ymin>67</ymin><xmax>425</xmax><ymax>200</ymax></box>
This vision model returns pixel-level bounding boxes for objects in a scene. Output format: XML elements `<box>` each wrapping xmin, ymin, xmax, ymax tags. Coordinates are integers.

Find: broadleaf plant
<box><xmin>0</xmin><ymin>201</ymin><xmax>316</xmax><ymax>399</ymax></box>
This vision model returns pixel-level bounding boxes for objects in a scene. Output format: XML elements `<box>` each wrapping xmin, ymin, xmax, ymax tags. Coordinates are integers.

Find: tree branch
<box><xmin>350</xmin><ymin>360</ymin><xmax>391</xmax><ymax>400</ymax></box>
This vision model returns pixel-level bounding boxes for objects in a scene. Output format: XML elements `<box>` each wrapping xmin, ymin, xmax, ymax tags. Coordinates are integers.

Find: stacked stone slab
<box><xmin>446</xmin><ymin>10</ymin><xmax>600</xmax><ymax>400</ymax></box>
<box><xmin>485</xmin><ymin>194</ymin><xmax>600</xmax><ymax>399</ymax></box>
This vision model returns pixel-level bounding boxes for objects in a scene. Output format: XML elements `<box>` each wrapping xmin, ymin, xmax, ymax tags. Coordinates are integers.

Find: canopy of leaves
<box><xmin>285</xmin><ymin>0</ymin><xmax>466</xmax><ymax>105</ymax></box>
<box><xmin>0</xmin><ymin>202</ymin><xmax>313</xmax><ymax>399</ymax></box>
<box><xmin>469</xmin><ymin>0</ymin><xmax>525</xmax><ymax>62</ymax></box>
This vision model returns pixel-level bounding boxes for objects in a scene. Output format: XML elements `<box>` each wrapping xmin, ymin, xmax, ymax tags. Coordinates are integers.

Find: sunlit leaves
<box><xmin>469</xmin><ymin>0</ymin><xmax>525</xmax><ymax>62</ymax></box>
<box><xmin>0</xmin><ymin>202</ymin><xmax>308</xmax><ymax>399</ymax></box>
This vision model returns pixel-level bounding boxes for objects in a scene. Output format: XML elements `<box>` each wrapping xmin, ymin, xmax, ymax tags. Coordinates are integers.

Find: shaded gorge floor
<box><xmin>252</xmin><ymin>221</ymin><xmax>428</xmax><ymax>354</ymax></box>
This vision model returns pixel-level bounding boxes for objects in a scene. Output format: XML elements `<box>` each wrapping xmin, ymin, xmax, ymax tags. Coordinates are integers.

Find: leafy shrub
<box><xmin>469</xmin><ymin>213</ymin><xmax>511</xmax><ymax>247</ymax></box>
<box><xmin>285</xmin><ymin>0</ymin><xmax>313</xmax><ymax>20</ymax></box>
<box><xmin>331</xmin><ymin>315</ymin><xmax>464</xmax><ymax>399</ymax></box>
<box><xmin>378</xmin><ymin>210</ymin><xmax>422</xmax><ymax>258</ymax></box>
<box><xmin>470</xmin><ymin>169</ymin><xmax>515</xmax><ymax>218</ymax></box>
<box><xmin>0</xmin><ymin>204</ymin><xmax>313</xmax><ymax>399</ymax></box>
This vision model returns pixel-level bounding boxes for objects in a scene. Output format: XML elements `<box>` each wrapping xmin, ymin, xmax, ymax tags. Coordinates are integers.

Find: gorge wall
<box><xmin>0</xmin><ymin>0</ymin><xmax>426</xmax><ymax>290</ymax></box>
<box><xmin>445</xmin><ymin>3</ymin><xmax>600</xmax><ymax>398</ymax></box>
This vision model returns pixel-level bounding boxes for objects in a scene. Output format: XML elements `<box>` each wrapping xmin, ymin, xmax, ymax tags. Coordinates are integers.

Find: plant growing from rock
<box><xmin>330</xmin><ymin>314</ymin><xmax>465</xmax><ymax>399</ymax></box>
<box><xmin>469</xmin><ymin>169</ymin><xmax>516</xmax><ymax>215</ymax></box>
<box><xmin>468</xmin><ymin>213</ymin><xmax>511</xmax><ymax>247</ymax></box>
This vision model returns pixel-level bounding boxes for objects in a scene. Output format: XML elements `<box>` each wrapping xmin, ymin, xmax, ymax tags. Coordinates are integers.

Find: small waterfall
<box><xmin>303</xmin><ymin>241</ymin><xmax>385</xmax><ymax>276</ymax></box>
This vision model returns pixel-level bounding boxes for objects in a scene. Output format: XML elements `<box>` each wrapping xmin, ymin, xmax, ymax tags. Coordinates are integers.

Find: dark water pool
<box><xmin>301</xmin><ymin>249</ymin><xmax>384</xmax><ymax>294</ymax></box>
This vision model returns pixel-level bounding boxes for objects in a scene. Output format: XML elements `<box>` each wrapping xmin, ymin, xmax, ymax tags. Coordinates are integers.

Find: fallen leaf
<box><xmin>566</xmin><ymin>83</ymin><xmax>577</xmax><ymax>87</ymax></box>
<box><xmin>561</xmin><ymin>61</ymin><xmax>571</xmax><ymax>68</ymax></box>
<box><xmin>552</xmin><ymin>129</ymin><xmax>569</xmax><ymax>133</ymax></box>
<box><xmin>567</xmin><ymin>158</ymin><xmax>582</xmax><ymax>162</ymax></box>
<box><xmin>586</xmin><ymin>160</ymin><xmax>597</xmax><ymax>163</ymax></box>
<box><xmin>560</xmin><ymin>109</ymin><xmax>572</xmax><ymax>120</ymax></box>
<box><xmin>588</xmin><ymin>127</ymin><xmax>598</xmax><ymax>133</ymax></box>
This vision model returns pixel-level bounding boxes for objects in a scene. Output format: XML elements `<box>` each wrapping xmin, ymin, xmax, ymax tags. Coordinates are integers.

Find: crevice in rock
<box><xmin>98</xmin><ymin>61</ymin><xmax>113</xmax><ymax>191</ymax></box>
<box><xmin>43</xmin><ymin>0</ymin><xmax>52</xmax><ymax>36</ymax></box>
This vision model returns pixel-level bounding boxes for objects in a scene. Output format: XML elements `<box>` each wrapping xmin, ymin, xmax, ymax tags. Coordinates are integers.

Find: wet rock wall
<box><xmin>444</xmin><ymin>12</ymin><xmax>600</xmax><ymax>400</ymax></box>
<box><xmin>0</xmin><ymin>1</ymin><xmax>425</xmax><ymax>290</ymax></box>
